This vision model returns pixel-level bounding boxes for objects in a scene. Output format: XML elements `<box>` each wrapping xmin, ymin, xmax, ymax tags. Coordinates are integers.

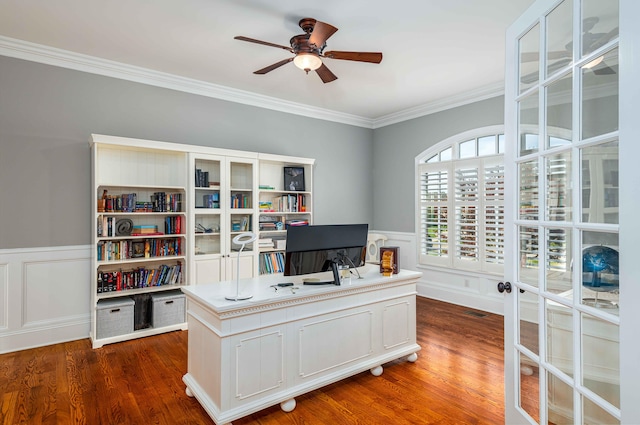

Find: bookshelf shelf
<box><xmin>96</xmin><ymin>283</ymin><xmax>183</xmax><ymax>300</ymax></box>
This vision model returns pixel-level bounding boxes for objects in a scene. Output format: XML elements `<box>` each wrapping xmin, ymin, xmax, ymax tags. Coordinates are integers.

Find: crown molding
<box><xmin>371</xmin><ymin>82</ymin><xmax>505</xmax><ymax>129</ymax></box>
<box><xmin>0</xmin><ymin>35</ymin><xmax>375</xmax><ymax>128</ymax></box>
<box><xmin>0</xmin><ymin>35</ymin><xmax>504</xmax><ymax>130</ymax></box>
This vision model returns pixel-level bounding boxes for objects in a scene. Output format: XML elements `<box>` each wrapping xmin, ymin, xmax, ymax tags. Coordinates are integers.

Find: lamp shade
<box><xmin>293</xmin><ymin>53</ymin><xmax>322</xmax><ymax>72</ymax></box>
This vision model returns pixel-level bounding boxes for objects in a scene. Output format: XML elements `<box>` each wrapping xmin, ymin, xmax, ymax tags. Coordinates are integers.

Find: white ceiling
<box><xmin>0</xmin><ymin>0</ymin><xmax>536</xmax><ymax>124</ymax></box>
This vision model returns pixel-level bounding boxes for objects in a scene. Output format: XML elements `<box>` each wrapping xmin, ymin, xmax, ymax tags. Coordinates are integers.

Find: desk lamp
<box><xmin>226</xmin><ymin>231</ymin><xmax>257</xmax><ymax>301</ymax></box>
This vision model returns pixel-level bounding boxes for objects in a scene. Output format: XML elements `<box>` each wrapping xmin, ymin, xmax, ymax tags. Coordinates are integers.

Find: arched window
<box><xmin>416</xmin><ymin>126</ymin><xmax>505</xmax><ymax>274</ymax></box>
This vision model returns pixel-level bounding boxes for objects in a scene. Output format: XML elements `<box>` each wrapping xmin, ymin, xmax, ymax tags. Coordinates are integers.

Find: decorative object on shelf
<box><xmin>380</xmin><ymin>246</ymin><xmax>399</xmax><ymax>276</ymax></box>
<box><xmin>226</xmin><ymin>232</ymin><xmax>258</xmax><ymax>301</ymax></box>
<box><xmin>284</xmin><ymin>167</ymin><xmax>305</xmax><ymax>191</ymax></box>
<box><xmin>582</xmin><ymin>245</ymin><xmax>619</xmax><ymax>308</ymax></box>
<box><xmin>132</xmin><ymin>241</ymin><xmax>146</xmax><ymax>258</ymax></box>
<box><xmin>115</xmin><ymin>219</ymin><xmax>133</xmax><ymax>236</ymax></box>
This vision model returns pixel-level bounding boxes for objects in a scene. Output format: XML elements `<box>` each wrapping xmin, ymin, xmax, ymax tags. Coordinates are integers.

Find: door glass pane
<box><xmin>519</xmin><ymin>93</ymin><xmax>539</xmax><ymax>155</ymax></box>
<box><xmin>520</xmin><ymin>226</ymin><xmax>539</xmax><ymax>286</ymax></box>
<box><xmin>581</xmin><ymin>48</ymin><xmax>619</xmax><ymax>140</ymax></box>
<box><xmin>580</xmin><ymin>141</ymin><xmax>619</xmax><ymax>224</ymax></box>
<box><xmin>546</xmin><ymin>228</ymin><xmax>572</xmax><ymax>296</ymax></box>
<box><xmin>546</xmin><ymin>298</ymin><xmax>573</xmax><ymax>378</ymax></box>
<box><xmin>583</xmin><ymin>395</ymin><xmax>620</xmax><ymax>425</ymax></box>
<box><xmin>519</xmin><ymin>351</ymin><xmax>540</xmax><ymax>422</ymax></box>
<box><xmin>498</xmin><ymin>134</ymin><xmax>505</xmax><ymax>153</ymax></box>
<box><xmin>519</xmin><ymin>289</ymin><xmax>539</xmax><ymax>354</ymax></box>
<box><xmin>546</xmin><ymin>152</ymin><xmax>572</xmax><ymax>221</ymax></box>
<box><xmin>581</xmin><ymin>312</ymin><xmax>620</xmax><ymax>409</ymax></box>
<box><xmin>581</xmin><ymin>231</ymin><xmax>619</xmax><ymax>309</ymax></box>
<box><xmin>582</xmin><ymin>0</ymin><xmax>619</xmax><ymax>57</ymax></box>
<box><xmin>546</xmin><ymin>72</ymin><xmax>573</xmax><ymax>148</ymax></box>
<box><xmin>519</xmin><ymin>160</ymin><xmax>539</xmax><ymax>220</ymax></box>
<box><xmin>547</xmin><ymin>371</ymin><xmax>574</xmax><ymax>424</ymax></box>
<box><xmin>520</xmin><ymin>23</ymin><xmax>540</xmax><ymax>92</ymax></box>
<box><xmin>546</xmin><ymin>0</ymin><xmax>573</xmax><ymax>78</ymax></box>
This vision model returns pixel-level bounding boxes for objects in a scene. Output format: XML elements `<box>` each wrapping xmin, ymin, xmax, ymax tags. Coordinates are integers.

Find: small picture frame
<box><xmin>284</xmin><ymin>167</ymin><xmax>305</xmax><ymax>191</ymax></box>
<box><xmin>131</xmin><ymin>241</ymin><xmax>145</xmax><ymax>258</ymax></box>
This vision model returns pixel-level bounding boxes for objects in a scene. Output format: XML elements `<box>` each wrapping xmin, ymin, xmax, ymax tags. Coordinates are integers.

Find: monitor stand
<box><xmin>302</xmin><ymin>261</ymin><xmax>341</xmax><ymax>286</ymax></box>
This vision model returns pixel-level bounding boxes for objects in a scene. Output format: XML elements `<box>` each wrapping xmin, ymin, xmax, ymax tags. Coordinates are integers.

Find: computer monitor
<box><xmin>284</xmin><ymin>224</ymin><xmax>368</xmax><ymax>285</ymax></box>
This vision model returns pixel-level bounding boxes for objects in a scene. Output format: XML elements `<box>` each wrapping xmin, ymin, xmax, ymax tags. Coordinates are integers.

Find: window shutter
<box><xmin>484</xmin><ymin>163</ymin><xmax>505</xmax><ymax>266</ymax></box>
<box><xmin>419</xmin><ymin>167</ymin><xmax>450</xmax><ymax>266</ymax></box>
<box><xmin>454</xmin><ymin>167</ymin><xmax>480</xmax><ymax>265</ymax></box>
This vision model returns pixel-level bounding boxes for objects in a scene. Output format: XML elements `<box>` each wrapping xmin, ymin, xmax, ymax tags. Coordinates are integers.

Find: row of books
<box><xmin>269</xmin><ymin>194</ymin><xmax>307</xmax><ymax>212</ymax></box>
<box><xmin>195</xmin><ymin>168</ymin><xmax>211</xmax><ymax>187</ymax></box>
<box><xmin>162</xmin><ymin>216</ymin><xmax>182</xmax><ymax>235</ymax></box>
<box><xmin>97</xmin><ymin>238</ymin><xmax>182</xmax><ymax>262</ymax></box>
<box><xmin>259</xmin><ymin>252</ymin><xmax>285</xmax><ymax>274</ymax></box>
<box><xmin>231</xmin><ymin>193</ymin><xmax>251</xmax><ymax>209</ymax></box>
<box><xmin>200</xmin><ymin>193</ymin><xmax>220</xmax><ymax>209</ymax></box>
<box><xmin>97</xmin><ymin>216</ymin><xmax>182</xmax><ymax>237</ymax></box>
<box><xmin>97</xmin><ymin>262</ymin><xmax>182</xmax><ymax>293</ymax></box>
<box><xmin>98</xmin><ymin>192</ymin><xmax>183</xmax><ymax>213</ymax></box>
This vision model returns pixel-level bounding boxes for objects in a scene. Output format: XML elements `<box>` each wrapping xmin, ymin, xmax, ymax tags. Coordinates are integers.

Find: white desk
<box><xmin>181</xmin><ymin>265</ymin><xmax>422</xmax><ymax>425</ymax></box>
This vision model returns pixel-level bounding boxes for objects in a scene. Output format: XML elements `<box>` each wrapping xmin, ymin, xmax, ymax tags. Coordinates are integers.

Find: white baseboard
<box><xmin>0</xmin><ymin>245</ymin><xmax>92</xmax><ymax>354</ymax></box>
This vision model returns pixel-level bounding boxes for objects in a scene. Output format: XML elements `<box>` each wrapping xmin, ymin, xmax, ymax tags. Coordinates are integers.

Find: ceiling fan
<box><xmin>234</xmin><ymin>18</ymin><xmax>383</xmax><ymax>83</ymax></box>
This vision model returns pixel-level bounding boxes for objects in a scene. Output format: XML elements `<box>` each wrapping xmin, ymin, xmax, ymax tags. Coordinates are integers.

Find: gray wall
<box><xmin>0</xmin><ymin>56</ymin><xmax>373</xmax><ymax>249</ymax></box>
<box><xmin>371</xmin><ymin>96</ymin><xmax>505</xmax><ymax>232</ymax></box>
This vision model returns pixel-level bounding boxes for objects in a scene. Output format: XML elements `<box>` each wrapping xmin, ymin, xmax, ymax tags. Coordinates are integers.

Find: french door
<box><xmin>504</xmin><ymin>0</ymin><xmax>640</xmax><ymax>423</ymax></box>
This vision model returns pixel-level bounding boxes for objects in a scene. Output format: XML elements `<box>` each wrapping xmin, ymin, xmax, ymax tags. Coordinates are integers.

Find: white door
<box><xmin>504</xmin><ymin>0</ymin><xmax>640</xmax><ymax>423</ymax></box>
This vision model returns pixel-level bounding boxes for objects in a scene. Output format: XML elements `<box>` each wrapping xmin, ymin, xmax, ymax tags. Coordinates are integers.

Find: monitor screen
<box><xmin>284</xmin><ymin>224</ymin><xmax>368</xmax><ymax>284</ymax></box>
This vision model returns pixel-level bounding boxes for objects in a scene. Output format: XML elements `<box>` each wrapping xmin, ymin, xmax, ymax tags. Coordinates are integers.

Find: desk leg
<box><xmin>280</xmin><ymin>398</ymin><xmax>296</xmax><ymax>412</ymax></box>
<box><xmin>185</xmin><ymin>387</ymin><xmax>194</xmax><ymax>397</ymax></box>
<box><xmin>370</xmin><ymin>365</ymin><xmax>383</xmax><ymax>376</ymax></box>
<box><xmin>407</xmin><ymin>352</ymin><xmax>418</xmax><ymax>363</ymax></box>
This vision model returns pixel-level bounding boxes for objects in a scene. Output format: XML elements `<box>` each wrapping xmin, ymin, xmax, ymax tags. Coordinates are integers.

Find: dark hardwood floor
<box><xmin>0</xmin><ymin>297</ymin><xmax>505</xmax><ymax>424</ymax></box>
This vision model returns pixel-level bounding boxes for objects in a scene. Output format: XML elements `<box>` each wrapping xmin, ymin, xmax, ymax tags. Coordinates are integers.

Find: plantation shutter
<box><xmin>419</xmin><ymin>163</ymin><xmax>451</xmax><ymax>267</ymax></box>
<box><xmin>454</xmin><ymin>162</ymin><xmax>480</xmax><ymax>270</ymax></box>
<box><xmin>483</xmin><ymin>158</ymin><xmax>505</xmax><ymax>273</ymax></box>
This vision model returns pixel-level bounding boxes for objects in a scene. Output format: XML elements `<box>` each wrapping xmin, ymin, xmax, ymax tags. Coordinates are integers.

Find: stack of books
<box><xmin>258</xmin><ymin>238</ymin><xmax>274</xmax><ymax>250</ymax></box>
<box><xmin>131</xmin><ymin>225</ymin><xmax>160</xmax><ymax>236</ymax></box>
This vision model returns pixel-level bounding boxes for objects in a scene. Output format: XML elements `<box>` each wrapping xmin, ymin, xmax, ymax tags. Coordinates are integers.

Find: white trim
<box><xmin>0</xmin><ymin>35</ymin><xmax>503</xmax><ymax>129</ymax></box>
<box><xmin>373</xmin><ymin>83</ymin><xmax>505</xmax><ymax>129</ymax></box>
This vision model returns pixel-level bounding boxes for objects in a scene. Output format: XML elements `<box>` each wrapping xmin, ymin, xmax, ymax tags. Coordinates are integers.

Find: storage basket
<box><xmin>151</xmin><ymin>290</ymin><xmax>185</xmax><ymax>328</ymax></box>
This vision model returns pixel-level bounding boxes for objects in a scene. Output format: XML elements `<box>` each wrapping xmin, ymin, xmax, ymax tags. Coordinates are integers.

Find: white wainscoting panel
<box><xmin>0</xmin><ymin>262</ymin><xmax>7</xmax><ymax>329</ymax></box>
<box><xmin>0</xmin><ymin>245</ymin><xmax>91</xmax><ymax>354</ymax></box>
<box><xmin>372</xmin><ymin>231</ymin><xmax>504</xmax><ymax>315</ymax></box>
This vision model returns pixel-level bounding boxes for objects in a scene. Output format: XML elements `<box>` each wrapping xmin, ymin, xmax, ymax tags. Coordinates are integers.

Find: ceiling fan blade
<box><xmin>234</xmin><ymin>36</ymin><xmax>293</xmax><ymax>52</ymax></box>
<box><xmin>323</xmin><ymin>51</ymin><xmax>383</xmax><ymax>63</ymax></box>
<box><xmin>592</xmin><ymin>62</ymin><xmax>616</xmax><ymax>75</ymax></box>
<box><xmin>308</xmin><ymin>21</ymin><xmax>338</xmax><ymax>48</ymax></box>
<box><xmin>315</xmin><ymin>63</ymin><xmax>338</xmax><ymax>83</ymax></box>
<box><xmin>254</xmin><ymin>58</ymin><xmax>294</xmax><ymax>74</ymax></box>
<box><xmin>589</xmin><ymin>27</ymin><xmax>619</xmax><ymax>51</ymax></box>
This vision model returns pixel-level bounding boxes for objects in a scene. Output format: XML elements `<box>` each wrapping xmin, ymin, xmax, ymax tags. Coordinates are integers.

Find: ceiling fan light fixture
<box><xmin>584</xmin><ymin>55</ymin><xmax>604</xmax><ymax>69</ymax></box>
<box><xmin>293</xmin><ymin>53</ymin><xmax>322</xmax><ymax>73</ymax></box>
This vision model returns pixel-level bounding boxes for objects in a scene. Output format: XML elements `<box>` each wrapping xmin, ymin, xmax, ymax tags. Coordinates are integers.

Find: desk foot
<box><xmin>370</xmin><ymin>365</ymin><xmax>383</xmax><ymax>376</ymax></box>
<box><xmin>185</xmin><ymin>387</ymin><xmax>194</xmax><ymax>397</ymax></box>
<box><xmin>280</xmin><ymin>398</ymin><xmax>296</xmax><ymax>412</ymax></box>
<box><xmin>407</xmin><ymin>352</ymin><xmax>418</xmax><ymax>363</ymax></box>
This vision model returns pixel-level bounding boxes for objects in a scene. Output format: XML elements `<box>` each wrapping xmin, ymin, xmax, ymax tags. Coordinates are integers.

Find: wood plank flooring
<box><xmin>0</xmin><ymin>297</ymin><xmax>505</xmax><ymax>424</ymax></box>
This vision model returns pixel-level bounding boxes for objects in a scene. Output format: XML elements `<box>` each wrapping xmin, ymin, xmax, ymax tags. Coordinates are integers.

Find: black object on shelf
<box><xmin>133</xmin><ymin>294</ymin><xmax>152</xmax><ymax>330</ymax></box>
